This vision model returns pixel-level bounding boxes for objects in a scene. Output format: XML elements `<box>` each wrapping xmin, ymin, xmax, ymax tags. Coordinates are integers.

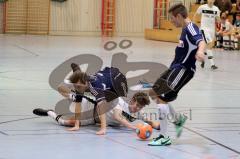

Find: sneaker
<box><xmin>71</xmin><ymin>63</ymin><xmax>81</xmax><ymax>72</ymax></box>
<box><xmin>174</xmin><ymin>114</ymin><xmax>187</xmax><ymax>138</ymax></box>
<box><xmin>211</xmin><ymin>65</ymin><xmax>218</xmax><ymax>70</ymax></box>
<box><xmin>130</xmin><ymin>81</ymin><xmax>153</xmax><ymax>91</ymax></box>
<box><xmin>33</xmin><ymin>108</ymin><xmax>53</xmax><ymax>116</ymax></box>
<box><xmin>200</xmin><ymin>61</ymin><xmax>205</xmax><ymax>68</ymax></box>
<box><xmin>139</xmin><ymin>80</ymin><xmax>153</xmax><ymax>88</ymax></box>
<box><xmin>148</xmin><ymin>135</ymin><xmax>172</xmax><ymax>146</ymax></box>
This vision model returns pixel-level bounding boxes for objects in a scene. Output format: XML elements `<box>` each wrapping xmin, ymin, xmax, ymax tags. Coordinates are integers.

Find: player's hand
<box><xmin>195</xmin><ymin>52</ymin><xmax>204</xmax><ymax>62</ymax></box>
<box><xmin>67</xmin><ymin>126</ymin><xmax>80</xmax><ymax>131</ymax></box>
<box><xmin>195</xmin><ymin>51</ymin><xmax>205</xmax><ymax>62</ymax></box>
<box><xmin>96</xmin><ymin>128</ymin><xmax>106</xmax><ymax>135</ymax></box>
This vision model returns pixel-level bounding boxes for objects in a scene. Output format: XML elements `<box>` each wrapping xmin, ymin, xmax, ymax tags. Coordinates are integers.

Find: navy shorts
<box><xmin>152</xmin><ymin>66</ymin><xmax>194</xmax><ymax>102</ymax></box>
<box><xmin>105</xmin><ymin>67</ymin><xmax>128</xmax><ymax>101</ymax></box>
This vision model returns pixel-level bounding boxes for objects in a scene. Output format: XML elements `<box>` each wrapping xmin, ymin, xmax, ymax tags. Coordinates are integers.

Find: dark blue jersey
<box><xmin>88</xmin><ymin>67</ymin><xmax>117</xmax><ymax>103</ymax></box>
<box><xmin>170</xmin><ymin>22</ymin><xmax>203</xmax><ymax>70</ymax></box>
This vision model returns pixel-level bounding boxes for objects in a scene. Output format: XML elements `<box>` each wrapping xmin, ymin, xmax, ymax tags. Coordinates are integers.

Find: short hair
<box><xmin>168</xmin><ymin>3</ymin><xmax>188</xmax><ymax>18</ymax></box>
<box><xmin>69</xmin><ymin>70</ymin><xmax>88</xmax><ymax>84</ymax></box>
<box><xmin>132</xmin><ymin>92</ymin><xmax>150</xmax><ymax>107</ymax></box>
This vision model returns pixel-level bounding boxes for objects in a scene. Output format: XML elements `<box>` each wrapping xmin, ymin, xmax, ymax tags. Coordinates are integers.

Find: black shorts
<box><xmin>152</xmin><ymin>66</ymin><xmax>194</xmax><ymax>102</ymax></box>
<box><xmin>105</xmin><ymin>67</ymin><xmax>128</xmax><ymax>102</ymax></box>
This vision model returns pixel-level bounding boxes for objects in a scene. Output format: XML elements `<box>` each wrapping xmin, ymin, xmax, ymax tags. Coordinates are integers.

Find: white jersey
<box><xmin>77</xmin><ymin>97</ymin><xmax>142</xmax><ymax>126</ymax></box>
<box><xmin>196</xmin><ymin>4</ymin><xmax>220</xmax><ymax>31</ymax></box>
<box><xmin>106</xmin><ymin>98</ymin><xmax>131</xmax><ymax>126</ymax></box>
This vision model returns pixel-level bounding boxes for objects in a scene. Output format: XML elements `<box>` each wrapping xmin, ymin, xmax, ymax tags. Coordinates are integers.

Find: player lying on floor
<box><xmin>33</xmin><ymin>92</ymin><xmax>160</xmax><ymax>130</ymax></box>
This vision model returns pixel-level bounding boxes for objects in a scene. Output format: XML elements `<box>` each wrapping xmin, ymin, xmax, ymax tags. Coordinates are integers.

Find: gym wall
<box><xmin>50</xmin><ymin>0</ymin><xmax>101</xmax><ymax>36</ymax></box>
<box><xmin>50</xmin><ymin>0</ymin><xmax>153</xmax><ymax>36</ymax></box>
<box><xmin>5</xmin><ymin>0</ymin><xmax>27</xmax><ymax>33</ymax></box>
<box><xmin>2</xmin><ymin>0</ymin><xmax>195</xmax><ymax>36</ymax></box>
<box><xmin>115</xmin><ymin>0</ymin><xmax>153</xmax><ymax>36</ymax></box>
<box><xmin>5</xmin><ymin>0</ymin><xmax>49</xmax><ymax>34</ymax></box>
<box><xmin>0</xmin><ymin>3</ymin><xmax>3</xmax><ymax>33</ymax></box>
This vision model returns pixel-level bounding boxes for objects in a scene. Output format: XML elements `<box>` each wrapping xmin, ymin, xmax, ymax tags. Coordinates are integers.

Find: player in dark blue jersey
<box><xmin>58</xmin><ymin>64</ymin><xmax>128</xmax><ymax>135</ymax></box>
<box><xmin>147</xmin><ymin>3</ymin><xmax>206</xmax><ymax>146</ymax></box>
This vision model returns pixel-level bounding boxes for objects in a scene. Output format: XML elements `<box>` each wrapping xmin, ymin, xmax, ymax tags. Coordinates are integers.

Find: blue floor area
<box><xmin>0</xmin><ymin>35</ymin><xmax>240</xmax><ymax>159</ymax></box>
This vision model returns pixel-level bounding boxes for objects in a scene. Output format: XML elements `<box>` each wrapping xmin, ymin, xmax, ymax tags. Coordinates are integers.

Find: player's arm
<box><xmin>186</xmin><ymin>24</ymin><xmax>206</xmax><ymax>62</ymax></box>
<box><xmin>57</xmin><ymin>82</ymin><xmax>86</xmax><ymax>99</ymax></box>
<box><xmin>195</xmin><ymin>40</ymin><xmax>206</xmax><ymax>62</ymax></box>
<box><xmin>139</xmin><ymin>115</ymin><xmax>160</xmax><ymax>130</ymax></box>
<box><xmin>112</xmin><ymin>109</ymin><xmax>137</xmax><ymax>130</ymax></box>
<box><xmin>67</xmin><ymin>102</ymin><xmax>81</xmax><ymax>131</ymax></box>
<box><xmin>57</xmin><ymin>83</ymin><xmax>71</xmax><ymax>98</ymax></box>
<box><xmin>96</xmin><ymin>100</ymin><xmax>107</xmax><ymax>135</ymax></box>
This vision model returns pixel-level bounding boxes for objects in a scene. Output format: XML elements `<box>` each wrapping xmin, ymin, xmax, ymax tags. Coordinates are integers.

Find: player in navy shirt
<box><xmin>58</xmin><ymin>64</ymin><xmax>128</xmax><ymax>135</ymax></box>
<box><xmin>88</xmin><ymin>67</ymin><xmax>127</xmax><ymax>103</ymax></box>
<box><xmin>147</xmin><ymin>3</ymin><xmax>205</xmax><ymax>146</ymax></box>
<box><xmin>170</xmin><ymin>22</ymin><xmax>204</xmax><ymax>70</ymax></box>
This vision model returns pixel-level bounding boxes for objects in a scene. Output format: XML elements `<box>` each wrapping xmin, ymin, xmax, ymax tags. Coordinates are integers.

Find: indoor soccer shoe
<box><xmin>148</xmin><ymin>135</ymin><xmax>172</xmax><ymax>146</ymax></box>
<box><xmin>200</xmin><ymin>61</ymin><xmax>205</xmax><ymax>68</ymax></box>
<box><xmin>33</xmin><ymin>108</ymin><xmax>52</xmax><ymax>116</ymax></box>
<box><xmin>211</xmin><ymin>65</ymin><xmax>218</xmax><ymax>70</ymax></box>
<box><xmin>139</xmin><ymin>80</ymin><xmax>153</xmax><ymax>88</ymax></box>
<box><xmin>130</xmin><ymin>81</ymin><xmax>153</xmax><ymax>91</ymax></box>
<box><xmin>175</xmin><ymin>114</ymin><xmax>187</xmax><ymax>138</ymax></box>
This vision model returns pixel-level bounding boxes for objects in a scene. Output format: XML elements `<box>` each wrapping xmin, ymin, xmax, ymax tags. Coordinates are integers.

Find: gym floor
<box><xmin>0</xmin><ymin>34</ymin><xmax>240</xmax><ymax>159</ymax></box>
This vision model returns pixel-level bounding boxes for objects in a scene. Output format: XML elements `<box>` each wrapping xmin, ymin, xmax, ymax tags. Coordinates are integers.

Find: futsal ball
<box><xmin>136</xmin><ymin>123</ymin><xmax>153</xmax><ymax>140</ymax></box>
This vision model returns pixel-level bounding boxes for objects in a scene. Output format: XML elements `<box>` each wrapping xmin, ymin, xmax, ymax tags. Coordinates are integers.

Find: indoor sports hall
<box><xmin>0</xmin><ymin>0</ymin><xmax>240</xmax><ymax>159</ymax></box>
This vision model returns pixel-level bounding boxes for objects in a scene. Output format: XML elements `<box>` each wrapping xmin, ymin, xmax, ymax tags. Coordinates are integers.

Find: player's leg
<box><xmin>148</xmin><ymin>68</ymin><xmax>183</xmax><ymax>146</ymax></box>
<box><xmin>161</xmin><ymin>67</ymin><xmax>193</xmax><ymax>137</ymax></box>
<box><xmin>234</xmin><ymin>35</ymin><xmax>239</xmax><ymax>50</ymax></box>
<box><xmin>223</xmin><ymin>34</ymin><xmax>231</xmax><ymax>50</ymax></box>
<box><xmin>201</xmin><ymin>30</ymin><xmax>218</xmax><ymax>69</ymax></box>
<box><xmin>206</xmin><ymin>44</ymin><xmax>218</xmax><ymax>70</ymax></box>
<box><xmin>216</xmin><ymin>33</ymin><xmax>222</xmax><ymax>48</ymax></box>
<box><xmin>148</xmin><ymin>96</ymin><xmax>172</xmax><ymax>146</ymax></box>
<box><xmin>148</xmin><ymin>67</ymin><xmax>194</xmax><ymax>146</ymax></box>
<box><xmin>33</xmin><ymin>108</ymin><xmax>75</xmax><ymax>126</ymax></box>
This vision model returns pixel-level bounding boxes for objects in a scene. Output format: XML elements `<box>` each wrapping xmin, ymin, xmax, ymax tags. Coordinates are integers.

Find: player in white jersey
<box><xmin>194</xmin><ymin>0</ymin><xmax>220</xmax><ymax>70</ymax></box>
<box><xmin>33</xmin><ymin>92</ymin><xmax>160</xmax><ymax>130</ymax></box>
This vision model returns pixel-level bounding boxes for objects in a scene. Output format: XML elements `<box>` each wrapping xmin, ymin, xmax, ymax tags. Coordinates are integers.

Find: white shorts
<box><xmin>201</xmin><ymin>29</ymin><xmax>215</xmax><ymax>44</ymax></box>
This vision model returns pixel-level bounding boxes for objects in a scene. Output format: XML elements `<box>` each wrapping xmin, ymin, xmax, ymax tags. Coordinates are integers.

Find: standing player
<box><xmin>136</xmin><ymin>3</ymin><xmax>205</xmax><ymax>146</ymax></box>
<box><xmin>194</xmin><ymin>0</ymin><xmax>220</xmax><ymax>69</ymax></box>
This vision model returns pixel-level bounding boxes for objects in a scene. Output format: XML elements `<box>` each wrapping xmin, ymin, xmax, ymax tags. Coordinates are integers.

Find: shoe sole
<box><xmin>33</xmin><ymin>108</ymin><xmax>50</xmax><ymax>116</ymax></box>
<box><xmin>148</xmin><ymin>141</ymin><xmax>172</xmax><ymax>146</ymax></box>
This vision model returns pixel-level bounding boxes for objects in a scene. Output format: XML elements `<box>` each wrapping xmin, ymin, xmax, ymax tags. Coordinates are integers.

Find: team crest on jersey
<box><xmin>178</xmin><ymin>40</ymin><xmax>184</xmax><ymax>48</ymax></box>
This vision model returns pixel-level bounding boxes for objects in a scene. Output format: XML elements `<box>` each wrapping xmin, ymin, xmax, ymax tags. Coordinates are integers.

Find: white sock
<box><xmin>168</xmin><ymin>104</ymin><xmax>179</xmax><ymax>123</ymax></box>
<box><xmin>47</xmin><ymin>111</ymin><xmax>66</xmax><ymax>126</ymax></box>
<box><xmin>158</xmin><ymin>104</ymin><xmax>169</xmax><ymax>138</ymax></box>
<box><xmin>206</xmin><ymin>49</ymin><xmax>215</xmax><ymax>66</ymax></box>
<box><xmin>56</xmin><ymin>116</ymin><xmax>66</xmax><ymax>126</ymax></box>
<box><xmin>47</xmin><ymin>111</ymin><xmax>57</xmax><ymax>119</ymax></box>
